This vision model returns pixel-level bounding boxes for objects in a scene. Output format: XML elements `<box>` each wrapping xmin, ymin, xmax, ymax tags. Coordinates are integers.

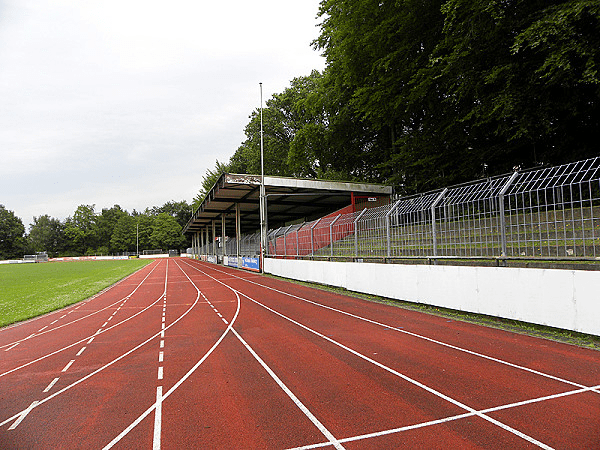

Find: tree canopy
<box><xmin>195</xmin><ymin>0</ymin><xmax>599</xmax><ymax>201</ymax></box>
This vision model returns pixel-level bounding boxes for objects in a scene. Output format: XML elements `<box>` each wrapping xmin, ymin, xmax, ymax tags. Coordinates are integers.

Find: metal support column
<box><xmin>385</xmin><ymin>200</ymin><xmax>403</xmax><ymax>257</ymax></box>
<box><xmin>236</xmin><ymin>203</ymin><xmax>241</xmax><ymax>265</ymax></box>
<box><xmin>499</xmin><ymin>171</ymin><xmax>520</xmax><ymax>257</ymax></box>
<box><xmin>431</xmin><ymin>188</ymin><xmax>448</xmax><ymax>260</ymax></box>
<box><xmin>353</xmin><ymin>208</ymin><xmax>368</xmax><ymax>257</ymax></box>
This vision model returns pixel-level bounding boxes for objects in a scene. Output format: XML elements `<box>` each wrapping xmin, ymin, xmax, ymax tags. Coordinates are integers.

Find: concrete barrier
<box><xmin>264</xmin><ymin>258</ymin><xmax>600</xmax><ymax>336</ymax></box>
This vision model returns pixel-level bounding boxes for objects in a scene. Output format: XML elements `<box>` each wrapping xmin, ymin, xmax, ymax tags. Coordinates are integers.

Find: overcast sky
<box><xmin>1</xmin><ymin>0</ymin><xmax>326</xmax><ymax>227</ymax></box>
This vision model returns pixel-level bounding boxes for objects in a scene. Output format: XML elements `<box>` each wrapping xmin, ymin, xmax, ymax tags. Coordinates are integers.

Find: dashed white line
<box><xmin>43</xmin><ymin>378</ymin><xmax>60</xmax><ymax>393</ymax></box>
<box><xmin>87</xmin><ymin>337</ymin><xmax>95</xmax><ymax>344</ymax></box>
<box><xmin>61</xmin><ymin>360</ymin><xmax>75</xmax><ymax>373</ymax></box>
<box><xmin>76</xmin><ymin>347</ymin><xmax>86</xmax><ymax>357</ymax></box>
<box><xmin>160</xmin><ymin>340</ymin><xmax>164</xmax><ymax>348</ymax></box>
<box><xmin>38</xmin><ymin>326</ymin><xmax>48</xmax><ymax>332</ymax></box>
<box><xmin>158</xmin><ymin>352</ymin><xmax>164</xmax><ymax>363</ymax></box>
<box><xmin>50</xmin><ymin>320</ymin><xmax>59</xmax><ymax>325</ymax></box>
<box><xmin>157</xmin><ymin>367</ymin><xmax>163</xmax><ymax>380</ymax></box>
<box><xmin>153</xmin><ymin>386</ymin><xmax>163</xmax><ymax>450</ymax></box>
<box><xmin>4</xmin><ymin>343</ymin><xmax>19</xmax><ymax>352</ymax></box>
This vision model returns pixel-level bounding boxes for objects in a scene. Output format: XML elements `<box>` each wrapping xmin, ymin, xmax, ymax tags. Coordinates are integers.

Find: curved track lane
<box><xmin>1</xmin><ymin>258</ymin><xmax>599</xmax><ymax>449</ymax></box>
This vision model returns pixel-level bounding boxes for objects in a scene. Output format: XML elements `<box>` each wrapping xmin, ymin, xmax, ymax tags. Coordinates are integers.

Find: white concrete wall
<box><xmin>264</xmin><ymin>258</ymin><xmax>600</xmax><ymax>336</ymax></box>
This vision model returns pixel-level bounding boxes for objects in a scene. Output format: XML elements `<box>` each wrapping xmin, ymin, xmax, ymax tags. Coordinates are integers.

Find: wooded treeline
<box><xmin>0</xmin><ymin>202</ymin><xmax>192</xmax><ymax>260</ymax></box>
<box><xmin>196</xmin><ymin>0</ymin><xmax>600</xmax><ymax>205</ymax></box>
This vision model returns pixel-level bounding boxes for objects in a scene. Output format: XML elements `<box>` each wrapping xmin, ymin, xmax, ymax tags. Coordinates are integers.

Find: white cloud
<box><xmin>0</xmin><ymin>0</ymin><xmax>325</xmax><ymax>226</ymax></box>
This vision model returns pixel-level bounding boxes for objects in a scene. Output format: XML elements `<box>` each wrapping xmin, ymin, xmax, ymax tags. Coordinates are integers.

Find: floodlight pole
<box><xmin>259</xmin><ymin>82</ymin><xmax>267</xmax><ymax>270</ymax></box>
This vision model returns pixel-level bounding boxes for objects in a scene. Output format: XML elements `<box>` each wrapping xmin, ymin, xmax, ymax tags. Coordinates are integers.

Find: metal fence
<box><xmin>266</xmin><ymin>157</ymin><xmax>600</xmax><ymax>261</ymax></box>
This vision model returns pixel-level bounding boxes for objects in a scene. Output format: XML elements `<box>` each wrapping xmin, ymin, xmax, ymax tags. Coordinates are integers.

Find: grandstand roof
<box><xmin>183</xmin><ymin>173</ymin><xmax>393</xmax><ymax>235</ymax></box>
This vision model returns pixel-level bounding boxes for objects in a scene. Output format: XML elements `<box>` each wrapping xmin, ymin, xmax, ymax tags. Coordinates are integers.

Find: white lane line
<box><xmin>222</xmin><ymin>318</ymin><xmax>229</xmax><ymax>325</ymax></box>
<box><xmin>8</xmin><ymin>401</ymin><xmax>39</xmax><ymax>430</ymax></box>
<box><xmin>76</xmin><ymin>347</ymin><xmax>86</xmax><ymax>357</ymax></box>
<box><xmin>289</xmin><ymin>383</ymin><xmax>600</xmax><ymax>449</ymax></box>
<box><xmin>158</xmin><ymin>367</ymin><xmax>163</xmax><ymax>380</ymax></box>
<box><xmin>61</xmin><ymin>360</ymin><xmax>75</xmax><ymax>373</ymax></box>
<box><xmin>153</xmin><ymin>386</ymin><xmax>163</xmax><ymax>450</ymax></box>
<box><xmin>102</xmin><ymin>321</ymin><xmax>109</xmax><ymax>327</ymax></box>
<box><xmin>186</xmin><ymin>262</ymin><xmax>552</xmax><ymax>450</ymax></box>
<box><xmin>158</xmin><ymin>352</ymin><xmax>164</xmax><ymax>363</ymax></box>
<box><xmin>87</xmin><ymin>337</ymin><xmax>95</xmax><ymax>345</ymax></box>
<box><xmin>102</xmin><ymin>260</ymin><xmax>237</xmax><ymax>449</ymax></box>
<box><xmin>193</xmin><ymin>260</ymin><xmax>598</xmax><ymax>393</ymax></box>
<box><xmin>183</xmin><ymin>262</ymin><xmax>344</xmax><ymax>449</ymax></box>
<box><xmin>4</xmin><ymin>343</ymin><xmax>19</xmax><ymax>352</ymax></box>
<box><xmin>0</xmin><ymin>263</ymin><xmax>177</xmax><ymax>430</ymax></box>
<box><xmin>43</xmin><ymin>378</ymin><xmax>60</xmax><ymax>393</ymax></box>
<box><xmin>107</xmin><ymin>316</ymin><xmax>113</xmax><ymax>322</ymax></box>
<box><xmin>0</xmin><ymin>261</ymin><xmax>160</xmax><ymax>352</ymax></box>
<box><xmin>161</xmin><ymin>323</ymin><xmax>165</xmax><ymax>330</ymax></box>
<box><xmin>160</xmin><ymin>340</ymin><xmax>164</xmax><ymax>348</ymax></box>
<box><xmin>241</xmin><ymin>290</ymin><xmax>553</xmax><ymax>449</ymax></box>
<box><xmin>232</xmin><ymin>327</ymin><xmax>344</xmax><ymax>450</ymax></box>
<box><xmin>160</xmin><ymin>331</ymin><xmax>165</xmax><ymax>338</ymax></box>
<box><xmin>38</xmin><ymin>326</ymin><xmax>48</xmax><ymax>332</ymax></box>
<box><xmin>161</xmin><ymin>317</ymin><xmax>165</xmax><ymax>323</ymax></box>
<box><xmin>50</xmin><ymin>320</ymin><xmax>59</xmax><ymax>325</ymax></box>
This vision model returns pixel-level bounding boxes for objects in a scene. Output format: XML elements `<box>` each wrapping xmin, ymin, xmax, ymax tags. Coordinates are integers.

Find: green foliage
<box><xmin>0</xmin><ymin>205</ymin><xmax>26</xmax><ymax>259</ymax></box>
<box><xmin>0</xmin><ymin>259</ymin><xmax>151</xmax><ymax>327</ymax></box>
<box><xmin>28</xmin><ymin>215</ymin><xmax>65</xmax><ymax>257</ymax></box>
<box><xmin>151</xmin><ymin>213</ymin><xmax>186</xmax><ymax>250</ymax></box>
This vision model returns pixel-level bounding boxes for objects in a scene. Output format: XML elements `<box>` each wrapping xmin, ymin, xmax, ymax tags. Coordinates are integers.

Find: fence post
<box><xmin>499</xmin><ymin>171</ymin><xmax>520</xmax><ymax>257</ymax></box>
<box><xmin>385</xmin><ymin>200</ymin><xmax>403</xmax><ymax>257</ymax></box>
<box><xmin>329</xmin><ymin>214</ymin><xmax>342</xmax><ymax>257</ymax></box>
<box><xmin>310</xmin><ymin>219</ymin><xmax>322</xmax><ymax>256</ymax></box>
<box><xmin>283</xmin><ymin>224</ymin><xmax>293</xmax><ymax>258</ymax></box>
<box><xmin>430</xmin><ymin>189</ymin><xmax>448</xmax><ymax>259</ymax></box>
<box><xmin>353</xmin><ymin>208</ymin><xmax>368</xmax><ymax>258</ymax></box>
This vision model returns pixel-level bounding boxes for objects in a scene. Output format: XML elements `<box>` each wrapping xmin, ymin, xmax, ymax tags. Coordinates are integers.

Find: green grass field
<box><xmin>0</xmin><ymin>259</ymin><xmax>152</xmax><ymax>328</ymax></box>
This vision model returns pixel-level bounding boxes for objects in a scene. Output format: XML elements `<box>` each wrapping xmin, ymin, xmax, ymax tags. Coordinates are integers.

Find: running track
<box><xmin>1</xmin><ymin>258</ymin><xmax>599</xmax><ymax>449</ymax></box>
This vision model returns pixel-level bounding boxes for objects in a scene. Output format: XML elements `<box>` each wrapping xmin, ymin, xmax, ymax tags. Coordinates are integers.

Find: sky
<box><xmin>0</xmin><ymin>0</ymin><xmax>326</xmax><ymax>227</ymax></box>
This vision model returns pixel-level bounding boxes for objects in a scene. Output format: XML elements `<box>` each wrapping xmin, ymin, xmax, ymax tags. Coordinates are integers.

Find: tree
<box><xmin>0</xmin><ymin>205</ymin><xmax>26</xmax><ymax>260</ymax></box>
<box><xmin>64</xmin><ymin>205</ymin><xmax>98</xmax><ymax>255</ymax></box>
<box><xmin>110</xmin><ymin>214</ymin><xmax>137</xmax><ymax>253</ymax></box>
<box><xmin>28</xmin><ymin>215</ymin><xmax>65</xmax><ymax>257</ymax></box>
<box><xmin>97</xmin><ymin>205</ymin><xmax>128</xmax><ymax>252</ymax></box>
<box><xmin>150</xmin><ymin>213</ymin><xmax>186</xmax><ymax>250</ymax></box>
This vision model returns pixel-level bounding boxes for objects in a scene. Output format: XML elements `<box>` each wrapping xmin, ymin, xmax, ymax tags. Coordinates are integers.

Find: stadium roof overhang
<box><xmin>183</xmin><ymin>173</ymin><xmax>393</xmax><ymax>235</ymax></box>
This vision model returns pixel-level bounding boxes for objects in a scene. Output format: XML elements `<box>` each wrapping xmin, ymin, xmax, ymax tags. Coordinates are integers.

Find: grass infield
<box><xmin>0</xmin><ymin>259</ymin><xmax>152</xmax><ymax>328</ymax></box>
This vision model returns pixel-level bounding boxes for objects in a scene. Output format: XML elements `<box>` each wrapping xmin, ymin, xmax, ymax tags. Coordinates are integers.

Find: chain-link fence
<box><xmin>265</xmin><ymin>157</ymin><xmax>600</xmax><ymax>261</ymax></box>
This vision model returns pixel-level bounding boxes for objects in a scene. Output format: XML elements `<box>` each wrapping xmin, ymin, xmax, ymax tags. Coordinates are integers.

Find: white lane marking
<box><xmin>1</xmin><ymin>291</ymin><xmax>166</xmax><ymax>379</ymax></box>
<box><xmin>186</xmin><ymin>261</ymin><xmax>553</xmax><ymax>450</ymax></box>
<box><xmin>160</xmin><ymin>331</ymin><xmax>165</xmax><ymax>338</ymax></box>
<box><xmin>38</xmin><ymin>326</ymin><xmax>48</xmax><ymax>332</ymax></box>
<box><xmin>158</xmin><ymin>352</ymin><xmax>164</xmax><ymax>363</ymax></box>
<box><xmin>158</xmin><ymin>367</ymin><xmax>163</xmax><ymax>380</ymax></box>
<box><xmin>76</xmin><ymin>347</ymin><xmax>86</xmax><ymax>357</ymax></box>
<box><xmin>222</xmin><ymin>318</ymin><xmax>229</xmax><ymax>325</ymax></box>
<box><xmin>43</xmin><ymin>378</ymin><xmax>60</xmax><ymax>393</ymax></box>
<box><xmin>50</xmin><ymin>320</ymin><xmax>58</xmax><ymax>325</ymax></box>
<box><xmin>161</xmin><ymin>317</ymin><xmax>165</xmax><ymax>323</ymax></box>
<box><xmin>290</xmin><ymin>383</ymin><xmax>600</xmax><ymax>449</ymax></box>
<box><xmin>107</xmin><ymin>316</ymin><xmax>113</xmax><ymax>322</ymax></box>
<box><xmin>4</xmin><ymin>343</ymin><xmax>19</xmax><ymax>352</ymax></box>
<box><xmin>102</xmin><ymin>260</ymin><xmax>238</xmax><ymax>449</ymax></box>
<box><xmin>160</xmin><ymin>340</ymin><xmax>164</xmax><ymax>348</ymax></box>
<box><xmin>243</xmin><ymin>290</ymin><xmax>553</xmax><ymax>449</ymax></box>
<box><xmin>0</xmin><ymin>263</ymin><xmax>190</xmax><ymax>430</ymax></box>
<box><xmin>153</xmin><ymin>386</ymin><xmax>163</xmax><ymax>450</ymax></box>
<box><xmin>87</xmin><ymin>337</ymin><xmax>95</xmax><ymax>345</ymax></box>
<box><xmin>161</xmin><ymin>323</ymin><xmax>165</xmax><ymax>330</ymax></box>
<box><xmin>61</xmin><ymin>360</ymin><xmax>75</xmax><ymax>372</ymax></box>
<box><xmin>189</xmin><ymin>260</ymin><xmax>599</xmax><ymax>393</ymax></box>
<box><xmin>102</xmin><ymin>321</ymin><xmax>109</xmax><ymax>327</ymax></box>
<box><xmin>183</xmin><ymin>262</ymin><xmax>344</xmax><ymax>449</ymax></box>
<box><xmin>0</xmin><ymin>260</ymin><xmax>160</xmax><ymax>351</ymax></box>
<box><xmin>233</xmin><ymin>327</ymin><xmax>344</xmax><ymax>450</ymax></box>
<box><xmin>8</xmin><ymin>401</ymin><xmax>39</xmax><ymax>430</ymax></box>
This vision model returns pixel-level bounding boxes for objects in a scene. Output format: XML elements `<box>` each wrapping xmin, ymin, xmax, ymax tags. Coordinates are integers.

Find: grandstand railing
<box><xmin>265</xmin><ymin>157</ymin><xmax>600</xmax><ymax>263</ymax></box>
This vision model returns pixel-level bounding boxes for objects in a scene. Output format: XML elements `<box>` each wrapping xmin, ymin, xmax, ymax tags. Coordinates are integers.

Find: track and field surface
<box><xmin>1</xmin><ymin>258</ymin><xmax>598</xmax><ymax>449</ymax></box>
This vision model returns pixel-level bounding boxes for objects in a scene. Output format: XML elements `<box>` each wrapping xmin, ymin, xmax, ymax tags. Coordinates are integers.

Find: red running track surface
<box><xmin>1</xmin><ymin>258</ymin><xmax>599</xmax><ymax>449</ymax></box>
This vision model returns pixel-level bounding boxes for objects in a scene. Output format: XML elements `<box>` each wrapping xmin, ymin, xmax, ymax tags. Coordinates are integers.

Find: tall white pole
<box><xmin>259</xmin><ymin>82</ymin><xmax>267</xmax><ymax>268</ymax></box>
